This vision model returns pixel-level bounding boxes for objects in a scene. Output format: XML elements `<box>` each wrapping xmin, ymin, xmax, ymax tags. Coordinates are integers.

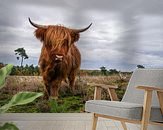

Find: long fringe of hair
<box><xmin>34</xmin><ymin>25</ymin><xmax>80</xmax><ymax>50</ymax></box>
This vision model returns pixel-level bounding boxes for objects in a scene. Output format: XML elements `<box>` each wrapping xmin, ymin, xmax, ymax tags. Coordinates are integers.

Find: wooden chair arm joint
<box><xmin>87</xmin><ymin>82</ymin><xmax>118</xmax><ymax>90</ymax></box>
<box><xmin>108</xmin><ymin>88</ymin><xmax>119</xmax><ymax>101</ymax></box>
<box><xmin>88</xmin><ymin>83</ymin><xmax>119</xmax><ymax>101</ymax></box>
<box><xmin>137</xmin><ymin>86</ymin><xmax>163</xmax><ymax>92</ymax></box>
<box><xmin>94</xmin><ymin>86</ymin><xmax>102</xmax><ymax>100</ymax></box>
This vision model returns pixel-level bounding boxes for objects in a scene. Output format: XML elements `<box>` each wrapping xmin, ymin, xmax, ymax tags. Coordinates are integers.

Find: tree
<box><xmin>0</xmin><ymin>62</ymin><xmax>5</xmax><ymax>69</ymax></box>
<box><xmin>14</xmin><ymin>48</ymin><xmax>29</xmax><ymax>67</ymax></box>
<box><xmin>137</xmin><ymin>65</ymin><xmax>145</xmax><ymax>69</ymax></box>
<box><xmin>100</xmin><ymin>66</ymin><xmax>107</xmax><ymax>75</ymax></box>
<box><xmin>108</xmin><ymin>69</ymin><xmax>119</xmax><ymax>74</ymax></box>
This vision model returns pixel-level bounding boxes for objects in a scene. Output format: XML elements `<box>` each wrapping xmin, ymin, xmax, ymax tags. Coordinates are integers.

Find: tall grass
<box><xmin>0</xmin><ymin>74</ymin><xmax>131</xmax><ymax>113</ymax></box>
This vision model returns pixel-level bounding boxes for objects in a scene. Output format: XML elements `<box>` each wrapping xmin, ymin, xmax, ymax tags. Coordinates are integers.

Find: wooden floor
<box><xmin>0</xmin><ymin>113</ymin><xmax>125</xmax><ymax>130</ymax></box>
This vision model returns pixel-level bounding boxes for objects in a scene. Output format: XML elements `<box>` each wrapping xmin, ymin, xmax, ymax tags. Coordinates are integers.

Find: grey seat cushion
<box><xmin>85</xmin><ymin>100</ymin><xmax>163</xmax><ymax>122</ymax></box>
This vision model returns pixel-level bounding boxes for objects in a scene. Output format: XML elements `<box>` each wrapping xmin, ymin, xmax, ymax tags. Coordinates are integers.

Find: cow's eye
<box><xmin>62</xmin><ymin>39</ymin><xmax>69</xmax><ymax>47</ymax></box>
<box><xmin>60</xmin><ymin>40</ymin><xmax>69</xmax><ymax>52</ymax></box>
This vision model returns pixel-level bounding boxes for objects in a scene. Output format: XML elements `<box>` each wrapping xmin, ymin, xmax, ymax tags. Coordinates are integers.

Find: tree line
<box><xmin>0</xmin><ymin>47</ymin><xmax>144</xmax><ymax>76</ymax></box>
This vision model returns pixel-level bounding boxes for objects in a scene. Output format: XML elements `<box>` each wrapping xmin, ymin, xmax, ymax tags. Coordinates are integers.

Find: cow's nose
<box><xmin>55</xmin><ymin>55</ymin><xmax>63</xmax><ymax>62</ymax></box>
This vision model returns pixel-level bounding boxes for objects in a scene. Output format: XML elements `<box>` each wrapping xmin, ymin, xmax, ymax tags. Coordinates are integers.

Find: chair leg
<box><xmin>92</xmin><ymin>113</ymin><xmax>98</xmax><ymax>130</ymax></box>
<box><xmin>141</xmin><ymin>123</ymin><xmax>148</xmax><ymax>130</ymax></box>
<box><xmin>141</xmin><ymin>90</ymin><xmax>152</xmax><ymax>130</ymax></box>
<box><xmin>121</xmin><ymin>121</ymin><xmax>127</xmax><ymax>130</ymax></box>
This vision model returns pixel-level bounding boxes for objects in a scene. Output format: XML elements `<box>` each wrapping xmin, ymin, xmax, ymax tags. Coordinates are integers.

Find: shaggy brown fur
<box><xmin>35</xmin><ymin>25</ymin><xmax>81</xmax><ymax>98</ymax></box>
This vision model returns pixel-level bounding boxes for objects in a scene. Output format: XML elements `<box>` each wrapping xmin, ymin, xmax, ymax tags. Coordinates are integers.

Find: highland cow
<box><xmin>29</xmin><ymin>18</ymin><xmax>92</xmax><ymax>99</ymax></box>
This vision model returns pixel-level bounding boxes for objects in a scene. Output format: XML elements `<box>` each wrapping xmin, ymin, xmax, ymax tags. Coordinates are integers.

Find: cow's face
<box><xmin>29</xmin><ymin>18</ymin><xmax>92</xmax><ymax>63</ymax></box>
<box><xmin>42</xmin><ymin>26</ymin><xmax>79</xmax><ymax>63</ymax></box>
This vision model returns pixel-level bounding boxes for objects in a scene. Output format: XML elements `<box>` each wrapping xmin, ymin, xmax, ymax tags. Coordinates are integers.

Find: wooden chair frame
<box><xmin>87</xmin><ymin>83</ymin><xmax>163</xmax><ymax>130</ymax></box>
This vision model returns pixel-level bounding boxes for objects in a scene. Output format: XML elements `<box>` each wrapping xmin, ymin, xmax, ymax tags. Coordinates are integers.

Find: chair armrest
<box><xmin>87</xmin><ymin>82</ymin><xmax>119</xmax><ymax>101</ymax></box>
<box><xmin>137</xmin><ymin>86</ymin><xmax>163</xmax><ymax>92</ymax></box>
<box><xmin>87</xmin><ymin>82</ymin><xmax>118</xmax><ymax>90</ymax></box>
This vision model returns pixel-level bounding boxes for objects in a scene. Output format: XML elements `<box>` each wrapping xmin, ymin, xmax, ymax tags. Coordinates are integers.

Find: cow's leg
<box><xmin>42</xmin><ymin>76</ymin><xmax>51</xmax><ymax>99</ymax></box>
<box><xmin>44</xmin><ymin>83</ymin><xmax>50</xmax><ymax>98</ymax></box>
<box><xmin>40</xmin><ymin>61</ymin><xmax>51</xmax><ymax>99</ymax></box>
<box><xmin>50</xmin><ymin>80</ymin><xmax>62</xmax><ymax>99</ymax></box>
<box><xmin>68</xmin><ymin>72</ymin><xmax>76</xmax><ymax>94</ymax></box>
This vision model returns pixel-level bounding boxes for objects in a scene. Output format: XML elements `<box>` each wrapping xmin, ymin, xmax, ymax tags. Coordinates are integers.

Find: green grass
<box><xmin>49</xmin><ymin>96</ymin><xmax>84</xmax><ymax>113</ymax></box>
<box><xmin>0</xmin><ymin>94</ymin><xmax>84</xmax><ymax>113</ymax></box>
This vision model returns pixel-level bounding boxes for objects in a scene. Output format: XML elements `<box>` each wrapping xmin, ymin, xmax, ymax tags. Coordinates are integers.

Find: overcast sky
<box><xmin>0</xmin><ymin>0</ymin><xmax>163</xmax><ymax>71</ymax></box>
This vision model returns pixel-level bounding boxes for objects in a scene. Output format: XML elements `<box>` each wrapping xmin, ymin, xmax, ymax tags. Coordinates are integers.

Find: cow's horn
<box><xmin>28</xmin><ymin>17</ymin><xmax>48</xmax><ymax>29</ymax></box>
<box><xmin>73</xmin><ymin>23</ymin><xmax>92</xmax><ymax>33</ymax></box>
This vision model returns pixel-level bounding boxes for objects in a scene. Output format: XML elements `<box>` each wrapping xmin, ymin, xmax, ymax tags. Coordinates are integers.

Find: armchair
<box><xmin>85</xmin><ymin>69</ymin><xmax>163</xmax><ymax>130</ymax></box>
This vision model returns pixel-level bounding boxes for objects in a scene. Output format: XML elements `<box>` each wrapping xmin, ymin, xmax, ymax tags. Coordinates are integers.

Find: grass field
<box><xmin>0</xmin><ymin>74</ymin><xmax>131</xmax><ymax>113</ymax></box>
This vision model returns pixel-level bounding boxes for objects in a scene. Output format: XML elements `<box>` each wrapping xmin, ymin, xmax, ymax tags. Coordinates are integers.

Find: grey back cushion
<box><xmin>122</xmin><ymin>69</ymin><xmax>163</xmax><ymax>107</ymax></box>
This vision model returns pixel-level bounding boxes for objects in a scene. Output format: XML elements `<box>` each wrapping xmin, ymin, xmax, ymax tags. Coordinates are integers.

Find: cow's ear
<box><xmin>34</xmin><ymin>28</ymin><xmax>46</xmax><ymax>42</ymax></box>
<box><xmin>70</xmin><ymin>32</ymin><xmax>80</xmax><ymax>43</ymax></box>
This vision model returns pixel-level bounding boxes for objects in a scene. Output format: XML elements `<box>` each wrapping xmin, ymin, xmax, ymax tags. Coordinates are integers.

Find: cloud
<box><xmin>0</xmin><ymin>0</ymin><xmax>163</xmax><ymax>71</ymax></box>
